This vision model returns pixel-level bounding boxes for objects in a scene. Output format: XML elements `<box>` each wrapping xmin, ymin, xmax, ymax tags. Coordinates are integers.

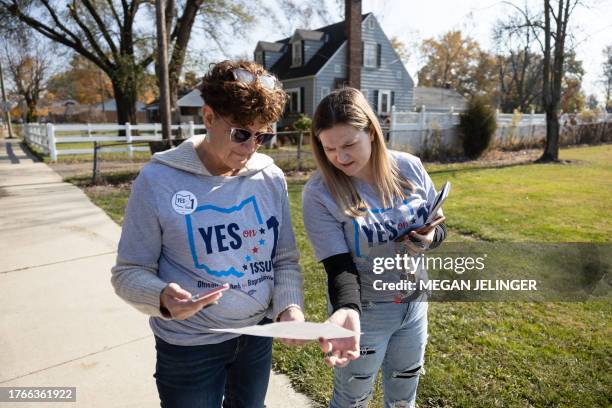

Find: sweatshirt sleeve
<box><xmin>110</xmin><ymin>171</ymin><xmax>171</xmax><ymax>320</ymax></box>
<box><xmin>271</xmin><ymin>177</ymin><xmax>304</xmax><ymax>320</ymax></box>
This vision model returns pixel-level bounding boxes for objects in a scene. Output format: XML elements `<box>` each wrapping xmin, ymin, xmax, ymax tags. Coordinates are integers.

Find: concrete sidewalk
<box><xmin>0</xmin><ymin>137</ymin><xmax>312</xmax><ymax>407</ymax></box>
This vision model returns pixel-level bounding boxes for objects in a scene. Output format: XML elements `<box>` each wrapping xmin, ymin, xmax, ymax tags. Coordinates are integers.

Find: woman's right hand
<box><xmin>318</xmin><ymin>307</ymin><xmax>361</xmax><ymax>367</ymax></box>
<box><xmin>160</xmin><ymin>283</ymin><xmax>224</xmax><ymax>320</ymax></box>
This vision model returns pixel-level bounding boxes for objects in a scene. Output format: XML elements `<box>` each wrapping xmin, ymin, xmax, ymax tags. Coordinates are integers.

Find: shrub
<box><xmin>293</xmin><ymin>114</ymin><xmax>312</xmax><ymax>132</ymax></box>
<box><xmin>459</xmin><ymin>96</ymin><xmax>497</xmax><ymax>159</ymax></box>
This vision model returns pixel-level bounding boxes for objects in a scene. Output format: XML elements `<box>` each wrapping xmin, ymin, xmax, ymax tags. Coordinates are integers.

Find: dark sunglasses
<box><xmin>229</xmin><ymin>127</ymin><xmax>276</xmax><ymax>145</ymax></box>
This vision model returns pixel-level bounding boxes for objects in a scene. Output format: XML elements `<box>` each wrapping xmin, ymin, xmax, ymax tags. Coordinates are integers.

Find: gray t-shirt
<box><xmin>302</xmin><ymin>151</ymin><xmax>437</xmax><ymax>303</ymax></box>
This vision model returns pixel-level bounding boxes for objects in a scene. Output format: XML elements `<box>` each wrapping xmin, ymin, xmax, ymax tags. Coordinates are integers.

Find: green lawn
<box><xmin>70</xmin><ymin>144</ymin><xmax>612</xmax><ymax>408</ymax></box>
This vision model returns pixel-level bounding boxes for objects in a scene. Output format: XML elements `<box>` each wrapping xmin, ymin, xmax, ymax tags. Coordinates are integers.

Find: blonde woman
<box><xmin>302</xmin><ymin>87</ymin><xmax>447</xmax><ymax>408</ymax></box>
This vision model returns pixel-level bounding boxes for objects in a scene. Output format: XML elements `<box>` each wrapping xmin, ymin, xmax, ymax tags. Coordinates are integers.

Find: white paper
<box><xmin>209</xmin><ymin>321</ymin><xmax>357</xmax><ymax>340</ymax></box>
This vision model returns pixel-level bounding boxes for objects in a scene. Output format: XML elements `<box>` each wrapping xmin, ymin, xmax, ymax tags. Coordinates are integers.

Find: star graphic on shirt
<box><xmin>243</xmin><ymin>264</ymin><xmax>248</xmax><ymax>270</ymax></box>
<box><xmin>252</xmin><ymin>247</ymin><xmax>259</xmax><ymax>254</ymax></box>
<box><xmin>245</xmin><ymin>255</ymin><xmax>252</xmax><ymax>262</ymax></box>
<box><xmin>259</xmin><ymin>227</ymin><xmax>266</xmax><ymax>234</ymax></box>
<box><xmin>259</xmin><ymin>239</ymin><xmax>265</xmax><ymax>246</ymax></box>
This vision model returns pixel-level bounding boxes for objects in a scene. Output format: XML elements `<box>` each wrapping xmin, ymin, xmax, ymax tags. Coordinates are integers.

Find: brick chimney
<box><xmin>345</xmin><ymin>0</ymin><xmax>361</xmax><ymax>89</ymax></box>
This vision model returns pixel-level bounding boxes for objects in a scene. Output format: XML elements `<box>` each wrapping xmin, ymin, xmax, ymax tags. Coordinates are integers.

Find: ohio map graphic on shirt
<box><xmin>183</xmin><ymin>195</ymin><xmax>279</xmax><ymax>286</ymax></box>
<box><xmin>351</xmin><ymin>197</ymin><xmax>429</xmax><ymax>259</ymax></box>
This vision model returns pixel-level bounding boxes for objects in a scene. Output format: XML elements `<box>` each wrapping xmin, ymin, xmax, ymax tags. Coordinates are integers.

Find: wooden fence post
<box><xmin>297</xmin><ymin>131</ymin><xmax>303</xmax><ymax>172</ymax></box>
<box><xmin>419</xmin><ymin>105</ymin><xmax>427</xmax><ymax>151</ymax></box>
<box><xmin>189</xmin><ymin>121</ymin><xmax>195</xmax><ymax>138</ymax></box>
<box><xmin>126</xmin><ymin>122</ymin><xmax>133</xmax><ymax>158</ymax></box>
<box><xmin>47</xmin><ymin>123</ymin><xmax>57</xmax><ymax>161</ymax></box>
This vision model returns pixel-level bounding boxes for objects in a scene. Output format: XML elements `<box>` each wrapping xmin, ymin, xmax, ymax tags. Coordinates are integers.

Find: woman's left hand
<box><xmin>398</xmin><ymin>227</ymin><xmax>436</xmax><ymax>255</ymax></box>
<box><xmin>277</xmin><ymin>306</ymin><xmax>307</xmax><ymax>346</ymax></box>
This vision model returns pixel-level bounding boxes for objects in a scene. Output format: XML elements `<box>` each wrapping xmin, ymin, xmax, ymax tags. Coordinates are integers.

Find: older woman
<box><xmin>111</xmin><ymin>60</ymin><xmax>304</xmax><ymax>408</ymax></box>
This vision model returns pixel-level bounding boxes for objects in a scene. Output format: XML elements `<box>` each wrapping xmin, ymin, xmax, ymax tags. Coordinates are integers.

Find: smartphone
<box><xmin>191</xmin><ymin>283</ymin><xmax>230</xmax><ymax>302</ymax></box>
<box><xmin>394</xmin><ymin>216</ymin><xmax>446</xmax><ymax>243</ymax></box>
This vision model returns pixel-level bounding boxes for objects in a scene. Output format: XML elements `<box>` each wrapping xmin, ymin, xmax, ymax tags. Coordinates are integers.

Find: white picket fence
<box><xmin>390</xmin><ymin>106</ymin><xmax>549</xmax><ymax>134</ymax></box>
<box><xmin>23</xmin><ymin>122</ymin><xmax>207</xmax><ymax>161</ymax></box>
<box><xmin>389</xmin><ymin>106</ymin><xmax>612</xmax><ymax>153</ymax></box>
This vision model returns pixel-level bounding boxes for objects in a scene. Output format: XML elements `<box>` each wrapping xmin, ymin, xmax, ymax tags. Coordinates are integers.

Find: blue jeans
<box><xmin>330</xmin><ymin>298</ymin><xmax>429</xmax><ymax>408</ymax></box>
<box><xmin>154</xmin><ymin>331</ymin><xmax>272</xmax><ymax>408</ymax></box>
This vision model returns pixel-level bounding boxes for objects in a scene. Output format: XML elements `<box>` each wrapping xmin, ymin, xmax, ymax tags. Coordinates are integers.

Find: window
<box><xmin>255</xmin><ymin>51</ymin><xmax>264</xmax><ymax>65</ymax></box>
<box><xmin>378</xmin><ymin>90</ymin><xmax>391</xmax><ymax>114</ymax></box>
<box><xmin>286</xmin><ymin>88</ymin><xmax>301</xmax><ymax>113</ymax></box>
<box><xmin>367</xmin><ymin>18</ymin><xmax>375</xmax><ymax>30</ymax></box>
<box><xmin>334</xmin><ymin>64</ymin><xmax>341</xmax><ymax>73</ymax></box>
<box><xmin>396</xmin><ymin>70</ymin><xmax>402</xmax><ymax>79</ymax></box>
<box><xmin>364</xmin><ymin>42</ymin><xmax>377</xmax><ymax>68</ymax></box>
<box><xmin>321</xmin><ymin>87</ymin><xmax>330</xmax><ymax>100</ymax></box>
<box><xmin>292</xmin><ymin>42</ymin><xmax>302</xmax><ymax>66</ymax></box>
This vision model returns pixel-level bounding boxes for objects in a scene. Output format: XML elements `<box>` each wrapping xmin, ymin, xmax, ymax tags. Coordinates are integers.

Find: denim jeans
<box><xmin>330</xmin><ymin>298</ymin><xmax>429</xmax><ymax>408</ymax></box>
<box><xmin>154</xmin><ymin>331</ymin><xmax>272</xmax><ymax>408</ymax></box>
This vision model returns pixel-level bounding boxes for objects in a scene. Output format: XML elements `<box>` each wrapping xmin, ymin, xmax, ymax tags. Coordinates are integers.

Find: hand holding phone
<box><xmin>394</xmin><ymin>216</ymin><xmax>446</xmax><ymax>243</ymax></box>
<box><xmin>191</xmin><ymin>283</ymin><xmax>230</xmax><ymax>302</ymax></box>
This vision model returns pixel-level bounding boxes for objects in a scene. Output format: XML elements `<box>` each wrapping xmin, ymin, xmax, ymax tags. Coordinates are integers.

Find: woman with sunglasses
<box><xmin>111</xmin><ymin>60</ymin><xmax>304</xmax><ymax>407</ymax></box>
<box><xmin>302</xmin><ymin>88</ymin><xmax>447</xmax><ymax>408</ymax></box>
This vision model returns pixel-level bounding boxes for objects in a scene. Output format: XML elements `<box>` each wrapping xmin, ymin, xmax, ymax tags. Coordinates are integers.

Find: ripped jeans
<box><xmin>330</xmin><ymin>297</ymin><xmax>428</xmax><ymax>408</ymax></box>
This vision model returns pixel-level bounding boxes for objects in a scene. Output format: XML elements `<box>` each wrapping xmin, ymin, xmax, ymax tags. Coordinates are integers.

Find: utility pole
<box><xmin>99</xmin><ymin>70</ymin><xmax>106</xmax><ymax>116</ymax></box>
<box><xmin>156</xmin><ymin>0</ymin><xmax>171</xmax><ymax>143</ymax></box>
<box><xmin>0</xmin><ymin>59</ymin><xmax>14</xmax><ymax>139</ymax></box>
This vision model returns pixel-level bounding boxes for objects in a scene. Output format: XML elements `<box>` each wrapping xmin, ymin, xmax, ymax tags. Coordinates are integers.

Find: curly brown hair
<box><xmin>199</xmin><ymin>60</ymin><xmax>287</xmax><ymax>127</ymax></box>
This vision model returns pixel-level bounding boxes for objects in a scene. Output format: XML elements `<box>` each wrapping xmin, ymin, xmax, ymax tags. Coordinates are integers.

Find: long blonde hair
<box><xmin>310</xmin><ymin>87</ymin><xmax>413</xmax><ymax>217</ymax></box>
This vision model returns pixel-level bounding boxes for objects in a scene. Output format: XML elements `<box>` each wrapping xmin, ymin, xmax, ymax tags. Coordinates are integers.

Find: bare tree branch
<box><xmin>79</xmin><ymin>0</ymin><xmax>119</xmax><ymax>56</ymax></box>
<box><xmin>105</xmin><ymin>0</ymin><xmax>123</xmax><ymax>30</ymax></box>
<box><xmin>68</xmin><ymin>2</ymin><xmax>114</xmax><ymax>67</ymax></box>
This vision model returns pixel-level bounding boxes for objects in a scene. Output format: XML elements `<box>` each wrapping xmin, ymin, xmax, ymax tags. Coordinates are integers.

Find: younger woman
<box><xmin>302</xmin><ymin>87</ymin><xmax>447</xmax><ymax>408</ymax></box>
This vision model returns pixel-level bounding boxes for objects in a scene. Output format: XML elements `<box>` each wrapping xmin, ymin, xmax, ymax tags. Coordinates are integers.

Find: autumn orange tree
<box><xmin>47</xmin><ymin>55</ymin><xmax>114</xmax><ymax>105</ymax></box>
<box><xmin>560</xmin><ymin>51</ymin><xmax>585</xmax><ymax>113</ymax></box>
<box><xmin>417</xmin><ymin>30</ymin><xmax>497</xmax><ymax>99</ymax></box>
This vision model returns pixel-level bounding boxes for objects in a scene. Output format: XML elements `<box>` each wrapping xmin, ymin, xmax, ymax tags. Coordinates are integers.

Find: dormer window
<box><xmin>367</xmin><ymin>17</ymin><xmax>375</xmax><ymax>30</ymax></box>
<box><xmin>292</xmin><ymin>41</ymin><xmax>302</xmax><ymax>66</ymax></box>
<box><xmin>255</xmin><ymin>51</ymin><xmax>264</xmax><ymax>65</ymax></box>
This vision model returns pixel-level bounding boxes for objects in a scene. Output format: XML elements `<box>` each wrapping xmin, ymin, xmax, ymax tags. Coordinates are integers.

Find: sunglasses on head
<box><xmin>230</xmin><ymin>68</ymin><xmax>280</xmax><ymax>91</ymax></box>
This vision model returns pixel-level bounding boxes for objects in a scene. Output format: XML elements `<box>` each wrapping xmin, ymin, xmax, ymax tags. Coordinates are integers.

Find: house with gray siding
<box><xmin>254</xmin><ymin>13</ymin><xmax>414</xmax><ymax>128</ymax></box>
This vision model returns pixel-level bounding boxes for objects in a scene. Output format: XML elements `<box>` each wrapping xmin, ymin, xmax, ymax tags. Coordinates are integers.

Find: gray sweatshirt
<box><xmin>111</xmin><ymin>135</ymin><xmax>303</xmax><ymax>346</ymax></box>
<box><xmin>302</xmin><ymin>151</ymin><xmax>437</xmax><ymax>303</ymax></box>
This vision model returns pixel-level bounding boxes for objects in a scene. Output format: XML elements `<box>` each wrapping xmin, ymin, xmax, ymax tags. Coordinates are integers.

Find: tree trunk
<box><xmin>25</xmin><ymin>97</ymin><xmax>37</xmax><ymax>122</ymax></box>
<box><xmin>112</xmin><ymin>82</ymin><xmax>138</xmax><ymax>137</ymax></box>
<box><xmin>540</xmin><ymin>109</ymin><xmax>559</xmax><ymax>161</ymax></box>
<box><xmin>537</xmin><ymin>0</ymin><xmax>558</xmax><ymax>162</ymax></box>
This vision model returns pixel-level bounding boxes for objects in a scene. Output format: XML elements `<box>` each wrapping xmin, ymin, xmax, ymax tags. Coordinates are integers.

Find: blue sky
<box><xmin>197</xmin><ymin>0</ymin><xmax>612</xmax><ymax>105</ymax></box>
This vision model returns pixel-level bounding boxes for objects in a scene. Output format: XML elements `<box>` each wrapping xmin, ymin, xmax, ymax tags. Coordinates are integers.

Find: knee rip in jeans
<box><xmin>391</xmin><ymin>364</ymin><xmax>422</xmax><ymax>379</ymax></box>
<box><xmin>348</xmin><ymin>373</ymin><xmax>372</xmax><ymax>383</ymax></box>
<box><xmin>359</xmin><ymin>346</ymin><xmax>376</xmax><ymax>356</ymax></box>
<box><xmin>389</xmin><ymin>400</ymin><xmax>411</xmax><ymax>408</ymax></box>
<box><xmin>348</xmin><ymin>390</ymin><xmax>371</xmax><ymax>408</ymax></box>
